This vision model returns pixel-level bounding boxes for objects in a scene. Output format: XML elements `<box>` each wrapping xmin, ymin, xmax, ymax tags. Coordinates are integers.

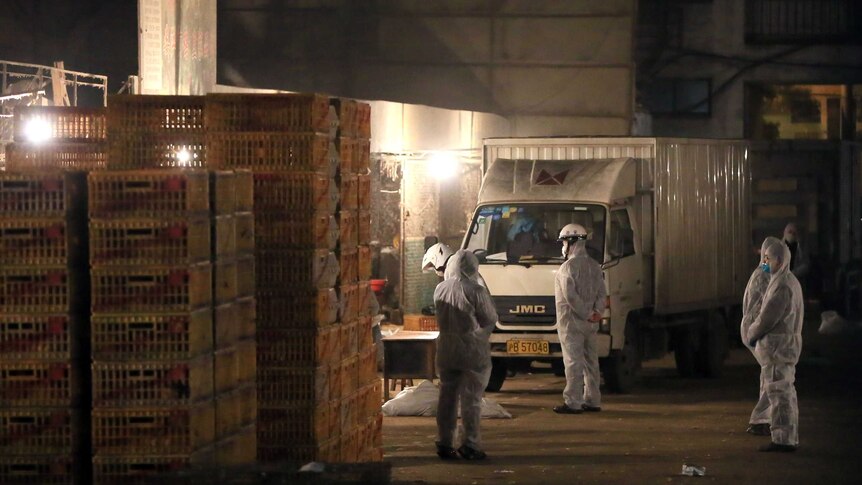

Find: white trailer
<box><xmin>464</xmin><ymin>137</ymin><xmax>751</xmax><ymax>392</ymax></box>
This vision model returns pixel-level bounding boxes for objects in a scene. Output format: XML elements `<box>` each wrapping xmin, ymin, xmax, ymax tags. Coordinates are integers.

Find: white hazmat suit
<box><xmin>555</xmin><ymin>239</ymin><xmax>607</xmax><ymax>411</ymax></box>
<box><xmin>747</xmin><ymin>237</ymin><xmax>804</xmax><ymax>448</ymax></box>
<box><xmin>433</xmin><ymin>250</ymin><xmax>498</xmax><ymax>453</ymax></box>
<box><xmin>741</xmin><ymin>251</ymin><xmax>772</xmax><ymax>428</ymax></box>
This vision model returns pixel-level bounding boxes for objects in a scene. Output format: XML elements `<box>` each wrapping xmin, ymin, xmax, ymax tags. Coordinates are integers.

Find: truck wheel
<box><xmin>696</xmin><ymin>311</ymin><xmax>728</xmax><ymax>378</ymax></box>
<box><xmin>603</xmin><ymin>320</ymin><xmax>640</xmax><ymax>393</ymax></box>
<box><xmin>486</xmin><ymin>358</ymin><xmax>507</xmax><ymax>392</ymax></box>
<box><xmin>673</xmin><ymin>325</ymin><xmax>698</xmax><ymax>378</ymax></box>
<box><xmin>551</xmin><ymin>359</ymin><xmax>566</xmax><ymax>377</ymax></box>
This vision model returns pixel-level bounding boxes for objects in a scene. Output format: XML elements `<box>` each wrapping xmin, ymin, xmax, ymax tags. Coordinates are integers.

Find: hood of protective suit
<box><xmin>444</xmin><ymin>250</ymin><xmax>479</xmax><ymax>282</ymax></box>
<box><xmin>783</xmin><ymin>223</ymin><xmax>798</xmax><ymax>243</ymax></box>
<box><xmin>762</xmin><ymin>236</ymin><xmax>791</xmax><ymax>277</ymax></box>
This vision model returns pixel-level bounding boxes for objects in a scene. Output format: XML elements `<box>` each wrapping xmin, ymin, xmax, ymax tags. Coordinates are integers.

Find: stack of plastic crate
<box><xmin>209</xmin><ymin>170</ymin><xmax>258</xmax><ymax>465</ymax></box>
<box><xmin>105</xmin><ymin>95</ymin><xmax>206</xmax><ymax>170</ymax></box>
<box><xmin>205</xmin><ymin>93</ymin><xmax>349</xmax><ymax>462</ymax></box>
<box><xmin>0</xmin><ymin>171</ymin><xmax>90</xmax><ymax>484</ymax></box>
<box><xmin>333</xmin><ymin>99</ymin><xmax>382</xmax><ymax>462</ymax></box>
<box><xmin>88</xmin><ymin>170</ymin><xmax>216</xmax><ymax>483</ymax></box>
<box><xmin>6</xmin><ymin>106</ymin><xmax>107</xmax><ymax>171</ymax></box>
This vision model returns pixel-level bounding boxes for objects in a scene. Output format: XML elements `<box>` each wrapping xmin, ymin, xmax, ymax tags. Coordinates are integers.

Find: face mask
<box><xmin>785</xmin><ymin>234</ymin><xmax>797</xmax><ymax>243</ymax></box>
<box><xmin>760</xmin><ymin>262</ymin><xmax>771</xmax><ymax>274</ymax></box>
<box><xmin>561</xmin><ymin>241</ymin><xmax>570</xmax><ymax>258</ymax></box>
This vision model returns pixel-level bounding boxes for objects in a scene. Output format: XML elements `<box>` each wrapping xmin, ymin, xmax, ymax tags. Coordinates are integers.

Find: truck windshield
<box><xmin>465</xmin><ymin>203</ymin><xmax>606</xmax><ymax>264</ymax></box>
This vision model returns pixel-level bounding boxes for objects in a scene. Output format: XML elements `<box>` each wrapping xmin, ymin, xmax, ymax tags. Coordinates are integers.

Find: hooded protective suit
<box><xmin>747</xmin><ymin>237</ymin><xmax>804</xmax><ymax>447</ymax></box>
<box><xmin>782</xmin><ymin>223</ymin><xmax>810</xmax><ymax>279</ymax></box>
<box><xmin>555</xmin><ymin>239</ymin><xmax>607</xmax><ymax>410</ymax></box>
<box><xmin>433</xmin><ymin>250</ymin><xmax>498</xmax><ymax>451</ymax></box>
<box><xmin>741</xmin><ymin>249</ymin><xmax>772</xmax><ymax>425</ymax></box>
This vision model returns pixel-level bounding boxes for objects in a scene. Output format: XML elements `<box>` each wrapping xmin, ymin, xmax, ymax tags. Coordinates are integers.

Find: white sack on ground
<box><xmin>381</xmin><ymin>380</ymin><xmax>512</xmax><ymax>419</ymax></box>
<box><xmin>819</xmin><ymin>311</ymin><xmax>852</xmax><ymax>335</ymax></box>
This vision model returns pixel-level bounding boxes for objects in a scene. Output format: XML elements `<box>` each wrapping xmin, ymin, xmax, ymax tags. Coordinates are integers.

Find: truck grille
<box><xmin>494</xmin><ymin>296</ymin><xmax>556</xmax><ymax>326</ymax></box>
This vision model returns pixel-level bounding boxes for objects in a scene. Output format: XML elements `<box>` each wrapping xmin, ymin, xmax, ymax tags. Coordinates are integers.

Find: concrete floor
<box><xmin>383</xmin><ymin>324</ymin><xmax>862</xmax><ymax>484</ymax></box>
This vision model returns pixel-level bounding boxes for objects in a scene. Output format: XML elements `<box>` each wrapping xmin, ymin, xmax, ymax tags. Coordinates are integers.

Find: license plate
<box><xmin>506</xmin><ymin>339</ymin><xmax>550</xmax><ymax>355</ymax></box>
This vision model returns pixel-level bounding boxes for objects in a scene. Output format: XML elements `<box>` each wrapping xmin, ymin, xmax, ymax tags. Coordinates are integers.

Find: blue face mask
<box><xmin>760</xmin><ymin>262</ymin><xmax>771</xmax><ymax>274</ymax></box>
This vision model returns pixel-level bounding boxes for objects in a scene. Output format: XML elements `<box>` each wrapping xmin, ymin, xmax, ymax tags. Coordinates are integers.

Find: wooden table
<box><xmin>381</xmin><ymin>330</ymin><xmax>439</xmax><ymax>400</ymax></box>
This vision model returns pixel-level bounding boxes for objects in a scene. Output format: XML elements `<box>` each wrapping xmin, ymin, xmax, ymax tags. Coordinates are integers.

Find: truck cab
<box><xmin>463</xmin><ymin>157</ymin><xmax>643</xmax><ymax>392</ymax></box>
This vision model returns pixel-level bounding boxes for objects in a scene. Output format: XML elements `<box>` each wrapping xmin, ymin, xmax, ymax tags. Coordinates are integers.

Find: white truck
<box><xmin>463</xmin><ymin>137</ymin><xmax>751</xmax><ymax>392</ymax></box>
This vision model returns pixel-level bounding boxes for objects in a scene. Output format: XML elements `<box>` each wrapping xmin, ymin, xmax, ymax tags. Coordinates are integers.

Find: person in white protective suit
<box><xmin>433</xmin><ymin>250</ymin><xmax>498</xmax><ymax>460</ymax></box>
<box><xmin>782</xmin><ymin>223</ymin><xmax>810</xmax><ymax>280</ymax></box>
<box><xmin>423</xmin><ymin>242</ymin><xmax>487</xmax><ymax>288</ymax></box>
<box><xmin>741</xmin><ymin>243</ymin><xmax>772</xmax><ymax>436</ymax></box>
<box><xmin>553</xmin><ymin>224</ymin><xmax>607</xmax><ymax>415</ymax></box>
<box><xmin>747</xmin><ymin>236</ymin><xmax>804</xmax><ymax>452</ymax></box>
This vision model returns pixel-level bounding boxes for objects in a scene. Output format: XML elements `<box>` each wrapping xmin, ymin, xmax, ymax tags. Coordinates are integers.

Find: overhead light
<box><xmin>429</xmin><ymin>151</ymin><xmax>458</xmax><ymax>180</ymax></box>
<box><xmin>176</xmin><ymin>148</ymin><xmax>192</xmax><ymax>166</ymax></box>
<box><xmin>24</xmin><ymin>118</ymin><xmax>51</xmax><ymax>144</ymax></box>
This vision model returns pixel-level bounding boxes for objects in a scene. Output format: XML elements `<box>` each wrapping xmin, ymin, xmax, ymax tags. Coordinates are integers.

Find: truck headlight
<box><xmin>599</xmin><ymin>317</ymin><xmax>611</xmax><ymax>334</ymax></box>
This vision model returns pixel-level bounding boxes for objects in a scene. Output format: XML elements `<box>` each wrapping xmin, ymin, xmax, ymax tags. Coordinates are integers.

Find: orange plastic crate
<box><xmin>88</xmin><ymin>170</ymin><xmax>209</xmax><ymax>218</ymax></box>
<box><xmin>0</xmin><ymin>361</ymin><xmax>79</xmax><ymax>407</ymax></box>
<box><xmin>89</xmin><ymin>217</ymin><xmax>210</xmax><ymax>266</ymax></box>
<box><xmin>91</xmin><ymin>357</ymin><xmax>214</xmax><ymax>407</ymax></box>
<box><xmin>90</xmin><ymin>264</ymin><xmax>212</xmax><ymax>313</ymax></box>
<box><xmin>107</xmin><ymin>95</ymin><xmax>205</xmax><ymax>133</ymax></box>
<box><xmin>91</xmin><ymin>400</ymin><xmax>215</xmax><ymax>455</ymax></box>
<box><xmin>256</xmin><ymin>212</ymin><xmax>337</xmax><ymax>250</ymax></box>
<box><xmin>257</xmin><ymin>326</ymin><xmax>339</xmax><ymax>368</ymax></box>
<box><xmin>14</xmin><ymin>105</ymin><xmax>106</xmax><ymax>141</ymax></box>
<box><xmin>0</xmin><ymin>171</ymin><xmax>84</xmax><ymax>216</ymax></box>
<box><xmin>207</xmin><ymin>132</ymin><xmax>334</xmax><ymax>173</ymax></box>
<box><xmin>0</xmin><ymin>267</ymin><xmax>73</xmax><ymax>314</ymax></box>
<box><xmin>91</xmin><ymin>310</ymin><xmax>213</xmax><ymax>361</ymax></box>
<box><xmin>5</xmin><ymin>142</ymin><xmax>107</xmax><ymax>171</ymax></box>
<box><xmin>0</xmin><ymin>408</ymin><xmax>78</xmax><ymax>454</ymax></box>
<box><xmin>252</xmin><ymin>171</ymin><xmax>338</xmax><ymax>214</ymax></box>
<box><xmin>205</xmin><ymin>93</ymin><xmax>333</xmax><ymax>134</ymax></box>
<box><xmin>0</xmin><ymin>314</ymin><xmax>74</xmax><ymax>360</ymax></box>
<box><xmin>256</xmin><ymin>289</ymin><xmax>339</xmax><ymax>329</ymax></box>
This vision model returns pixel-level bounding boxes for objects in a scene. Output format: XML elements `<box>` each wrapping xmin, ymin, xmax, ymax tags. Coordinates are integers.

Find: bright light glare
<box><xmin>429</xmin><ymin>152</ymin><xmax>458</xmax><ymax>180</ymax></box>
<box><xmin>176</xmin><ymin>148</ymin><xmax>192</xmax><ymax>166</ymax></box>
<box><xmin>24</xmin><ymin>118</ymin><xmax>51</xmax><ymax>144</ymax></box>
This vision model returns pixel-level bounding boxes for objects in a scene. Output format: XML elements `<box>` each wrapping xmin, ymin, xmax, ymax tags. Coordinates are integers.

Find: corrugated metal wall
<box><xmin>653</xmin><ymin>141</ymin><xmax>750</xmax><ymax>313</ymax></box>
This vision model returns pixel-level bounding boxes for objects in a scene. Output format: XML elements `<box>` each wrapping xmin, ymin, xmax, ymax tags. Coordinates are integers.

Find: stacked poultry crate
<box><xmin>333</xmin><ymin>99</ymin><xmax>382</xmax><ymax>462</ymax></box>
<box><xmin>206</xmin><ymin>93</ymin><xmax>379</xmax><ymax>462</ymax></box>
<box><xmin>5</xmin><ymin>106</ymin><xmax>107</xmax><ymax>172</ymax></box>
<box><xmin>210</xmin><ymin>169</ymin><xmax>258</xmax><ymax>465</ymax></box>
<box><xmin>88</xmin><ymin>170</ymin><xmax>217</xmax><ymax>482</ymax></box>
<box><xmin>88</xmin><ymin>96</ymin><xmax>219</xmax><ymax>483</ymax></box>
<box><xmin>0</xmin><ymin>170</ymin><xmax>90</xmax><ymax>484</ymax></box>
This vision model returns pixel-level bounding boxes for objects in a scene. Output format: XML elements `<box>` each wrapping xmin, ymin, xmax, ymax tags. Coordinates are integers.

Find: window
<box><xmin>465</xmin><ymin>203</ymin><xmax>606</xmax><ymax>265</ymax></box>
<box><xmin>745</xmin><ymin>83</ymin><xmax>861</xmax><ymax>140</ymax></box>
<box><xmin>643</xmin><ymin>79</ymin><xmax>711</xmax><ymax>117</ymax></box>
<box><xmin>745</xmin><ymin>0</ymin><xmax>862</xmax><ymax>45</ymax></box>
<box><xmin>608</xmin><ymin>209</ymin><xmax>635</xmax><ymax>259</ymax></box>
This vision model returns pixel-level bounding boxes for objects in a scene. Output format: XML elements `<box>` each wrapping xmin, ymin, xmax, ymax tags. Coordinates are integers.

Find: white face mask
<box><xmin>561</xmin><ymin>241</ymin><xmax>570</xmax><ymax>259</ymax></box>
<box><xmin>785</xmin><ymin>233</ymin><xmax>797</xmax><ymax>243</ymax></box>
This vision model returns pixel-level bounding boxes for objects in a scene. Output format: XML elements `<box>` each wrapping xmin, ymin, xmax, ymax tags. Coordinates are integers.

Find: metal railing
<box><xmin>745</xmin><ymin>0</ymin><xmax>862</xmax><ymax>44</ymax></box>
<box><xmin>0</xmin><ymin>60</ymin><xmax>108</xmax><ymax>163</ymax></box>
